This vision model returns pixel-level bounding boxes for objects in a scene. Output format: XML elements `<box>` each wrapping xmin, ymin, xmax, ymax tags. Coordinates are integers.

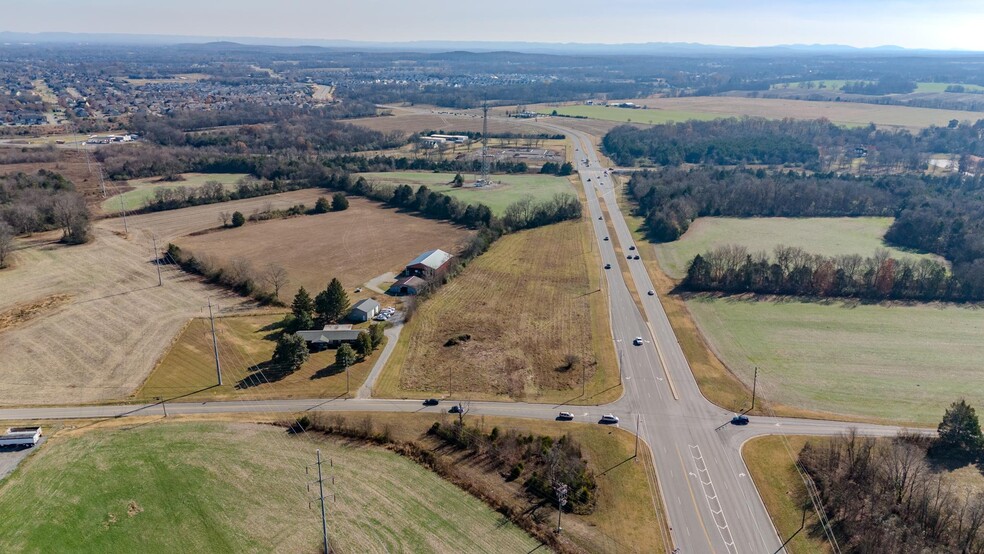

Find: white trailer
<box><xmin>0</xmin><ymin>427</ymin><xmax>42</xmax><ymax>447</ymax></box>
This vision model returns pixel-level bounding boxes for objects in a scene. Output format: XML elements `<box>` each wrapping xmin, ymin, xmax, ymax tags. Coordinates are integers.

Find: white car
<box><xmin>558</xmin><ymin>411</ymin><xmax>574</xmax><ymax>420</ymax></box>
<box><xmin>600</xmin><ymin>414</ymin><xmax>619</xmax><ymax>424</ymax></box>
<box><xmin>633</xmin><ymin>337</ymin><xmax>644</xmax><ymax>346</ymax></box>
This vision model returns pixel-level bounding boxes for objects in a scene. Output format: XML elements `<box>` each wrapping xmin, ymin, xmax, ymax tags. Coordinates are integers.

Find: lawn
<box><xmin>135</xmin><ymin>314</ymin><xmax>384</xmax><ymax>402</ymax></box>
<box><xmin>542</xmin><ymin>104</ymin><xmax>719</xmax><ymax>125</ymax></box>
<box><xmin>654</xmin><ymin>216</ymin><xmax>942</xmax><ymax>279</ymax></box>
<box><xmin>0</xmin><ymin>421</ymin><xmax>538</xmax><ymax>553</ymax></box>
<box><xmin>915</xmin><ymin>82</ymin><xmax>984</xmax><ymax>93</ymax></box>
<box><xmin>356</xmin><ymin>171</ymin><xmax>576</xmax><ymax>215</ymax></box>
<box><xmin>100</xmin><ymin>173</ymin><xmax>248</xmax><ymax>214</ymax></box>
<box><xmin>174</xmin><ymin>197</ymin><xmax>474</xmax><ymax>300</ymax></box>
<box><xmin>686</xmin><ymin>297</ymin><xmax>984</xmax><ymax>425</ymax></box>
<box><xmin>377</xmin><ymin>218</ymin><xmax>620</xmax><ymax>404</ymax></box>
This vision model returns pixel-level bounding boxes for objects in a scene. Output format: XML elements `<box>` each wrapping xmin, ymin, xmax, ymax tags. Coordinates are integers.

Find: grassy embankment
<box><xmin>356</xmin><ymin>171</ymin><xmax>575</xmax><ymax>215</ymax></box>
<box><xmin>0</xmin><ymin>421</ymin><xmax>538</xmax><ymax>553</ymax></box>
<box><xmin>376</xmin><ymin>218</ymin><xmax>621</xmax><ymax>404</ymax></box>
<box><xmin>135</xmin><ymin>314</ymin><xmax>382</xmax><ymax>402</ymax></box>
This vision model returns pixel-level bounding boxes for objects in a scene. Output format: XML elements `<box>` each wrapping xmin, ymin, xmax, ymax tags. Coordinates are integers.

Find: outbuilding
<box><xmin>388</xmin><ymin>275</ymin><xmax>427</xmax><ymax>296</ymax></box>
<box><xmin>349</xmin><ymin>299</ymin><xmax>380</xmax><ymax>322</ymax></box>
<box><xmin>404</xmin><ymin>249</ymin><xmax>452</xmax><ymax>278</ymax></box>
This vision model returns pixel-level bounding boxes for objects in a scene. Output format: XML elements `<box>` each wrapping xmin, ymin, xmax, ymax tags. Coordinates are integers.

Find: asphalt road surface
<box><xmin>0</xmin><ymin>109</ymin><xmax>934</xmax><ymax>554</ymax></box>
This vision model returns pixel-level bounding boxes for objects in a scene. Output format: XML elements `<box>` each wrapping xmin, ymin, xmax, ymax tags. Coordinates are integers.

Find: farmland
<box><xmin>541</xmin><ymin>104</ymin><xmax>719</xmax><ymax>125</ymax></box>
<box><xmin>539</xmin><ymin>97</ymin><xmax>978</xmax><ymax>130</ymax></box>
<box><xmin>772</xmin><ymin>80</ymin><xmax>984</xmax><ymax>93</ymax></box>
<box><xmin>347</xmin><ymin>105</ymin><xmax>544</xmax><ymax>136</ymax></box>
<box><xmin>135</xmin><ymin>314</ymin><xmax>383</xmax><ymax>401</ymax></box>
<box><xmin>99</xmin><ymin>173</ymin><xmax>248</xmax><ymax>214</ymax></box>
<box><xmin>174</xmin><ymin>197</ymin><xmax>473</xmax><ymax>300</ymax></box>
<box><xmin>654</xmin><ymin>216</ymin><xmax>942</xmax><ymax>279</ymax></box>
<box><xmin>377</xmin><ymin>219</ymin><xmax>620</xmax><ymax>403</ymax></box>
<box><xmin>686</xmin><ymin>296</ymin><xmax>984</xmax><ymax>425</ymax></box>
<box><xmin>0</xmin><ymin>226</ymin><xmax>252</xmax><ymax>406</ymax></box>
<box><xmin>357</xmin><ymin>171</ymin><xmax>576</xmax><ymax>215</ymax></box>
<box><xmin>0</xmin><ymin>421</ymin><xmax>538</xmax><ymax>553</ymax></box>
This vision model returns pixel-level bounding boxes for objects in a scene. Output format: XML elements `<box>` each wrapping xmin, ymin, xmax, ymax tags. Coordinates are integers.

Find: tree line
<box><xmin>799</xmin><ymin>400</ymin><xmax>984</xmax><ymax>553</ymax></box>
<box><xmin>0</xmin><ymin>170</ymin><xmax>91</xmax><ymax>249</ymax></box>
<box><xmin>682</xmin><ymin>245</ymin><xmax>980</xmax><ymax>301</ymax></box>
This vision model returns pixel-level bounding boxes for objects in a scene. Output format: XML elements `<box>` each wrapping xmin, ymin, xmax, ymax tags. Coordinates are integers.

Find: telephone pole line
<box><xmin>208</xmin><ymin>298</ymin><xmax>222</xmax><ymax>386</ymax></box>
<box><xmin>308</xmin><ymin>449</ymin><xmax>331</xmax><ymax>554</ymax></box>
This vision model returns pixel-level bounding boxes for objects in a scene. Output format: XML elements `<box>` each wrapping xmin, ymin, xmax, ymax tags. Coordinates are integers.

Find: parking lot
<box><xmin>0</xmin><ymin>439</ymin><xmax>43</xmax><ymax>481</ymax></box>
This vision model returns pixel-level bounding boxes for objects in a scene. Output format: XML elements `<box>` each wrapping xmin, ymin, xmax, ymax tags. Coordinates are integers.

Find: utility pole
<box><xmin>309</xmin><ymin>449</ymin><xmax>330</xmax><ymax>554</ymax></box>
<box><xmin>751</xmin><ymin>366</ymin><xmax>758</xmax><ymax>411</ymax></box>
<box><xmin>582</xmin><ymin>362</ymin><xmax>586</xmax><ymax>398</ymax></box>
<box><xmin>156</xmin><ymin>396</ymin><xmax>167</xmax><ymax>417</ymax></box>
<box><xmin>448</xmin><ymin>365</ymin><xmax>452</xmax><ymax>398</ymax></box>
<box><xmin>555</xmin><ymin>483</ymin><xmax>568</xmax><ymax>534</ymax></box>
<box><xmin>152</xmin><ymin>235</ymin><xmax>162</xmax><ymax>286</ymax></box>
<box><xmin>208</xmin><ymin>298</ymin><xmax>223</xmax><ymax>386</ymax></box>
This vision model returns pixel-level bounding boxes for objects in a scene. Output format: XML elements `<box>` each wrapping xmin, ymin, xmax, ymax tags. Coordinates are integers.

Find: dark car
<box><xmin>449</xmin><ymin>404</ymin><xmax>464</xmax><ymax>414</ymax></box>
<box><xmin>633</xmin><ymin>255</ymin><xmax>640</xmax><ymax>260</ymax></box>
<box><xmin>604</xmin><ymin>263</ymin><xmax>611</xmax><ymax>269</ymax></box>
<box><xmin>423</xmin><ymin>398</ymin><xmax>439</xmax><ymax>406</ymax></box>
<box><xmin>629</xmin><ymin>246</ymin><xmax>636</xmax><ymax>251</ymax></box>
<box><xmin>731</xmin><ymin>414</ymin><xmax>749</xmax><ymax>425</ymax></box>
<box><xmin>598</xmin><ymin>216</ymin><xmax>603</xmax><ymax>220</ymax></box>
<box><xmin>627</xmin><ymin>255</ymin><xmax>633</xmax><ymax>259</ymax></box>
<box><xmin>604</xmin><ymin>236</ymin><xmax>609</xmax><ymax>241</ymax></box>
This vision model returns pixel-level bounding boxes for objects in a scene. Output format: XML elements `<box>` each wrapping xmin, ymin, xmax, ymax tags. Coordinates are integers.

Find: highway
<box><xmin>0</xmin><ymin>110</ymin><xmax>935</xmax><ymax>553</ymax></box>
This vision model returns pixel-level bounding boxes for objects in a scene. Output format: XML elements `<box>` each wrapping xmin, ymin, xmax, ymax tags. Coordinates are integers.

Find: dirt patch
<box><xmin>0</xmin><ymin>294</ymin><xmax>72</xmax><ymax>334</ymax></box>
<box><xmin>126</xmin><ymin>500</ymin><xmax>143</xmax><ymax>517</ymax></box>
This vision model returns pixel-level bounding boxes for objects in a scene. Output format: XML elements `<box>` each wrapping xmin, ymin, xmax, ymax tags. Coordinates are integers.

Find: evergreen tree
<box><xmin>291</xmin><ymin>287</ymin><xmax>314</xmax><ymax>319</ymax></box>
<box><xmin>331</xmin><ymin>192</ymin><xmax>349</xmax><ymax>211</ymax></box>
<box><xmin>369</xmin><ymin>323</ymin><xmax>386</xmax><ymax>348</ymax></box>
<box><xmin>452</xmin><ymin>173</ymin><xmax>465</xmax><ymax>187</ymax></box>
<box><xmin>335</xmin><ymin>343</ymin><xmax>356</xmax><ymax>369</ymax></box>
<box><xmin>935</xmin><ymin>399</ymin><xmax>983</xmax><ymax>459</ymax></box>
<box><xmin>314</xmin><ymin>196</ymin><xmax>330</xmax><ymax>214</ymax></box>
<box><xmin>355</xmin><ymin>332</ymin><xmax>374</xmax><ymax>358</ymax></box>
<box><xmin>315</xmin><ymin>278</ymin><xmax>350</xmax><ymax>324</ymax></box>
<box><xmin>272</xmin><ymin>333</ymin><xmax>309</xmax><ymax>373</ymax></box>
<box><xmin>231</xmin><ymin>211</ymin><xmax>246</xmax><ymax>227</ymax></box>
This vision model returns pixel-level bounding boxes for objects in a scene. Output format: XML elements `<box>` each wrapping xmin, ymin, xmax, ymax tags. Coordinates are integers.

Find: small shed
<box><xmin>388</xmin><ymin>275</ymin><xmax>427</xmax><ymax>296</ymax></box>
<box><xmin>350</xmin><ymin>299</ymin><xmax>380</xmax><ymax>322</ymax></box>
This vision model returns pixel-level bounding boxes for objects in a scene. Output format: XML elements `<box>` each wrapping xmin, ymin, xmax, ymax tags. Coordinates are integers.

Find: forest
<box><xmin>0</xmin><ymin>170</ymin><xmax>90</xmax><ymax>245</ymax></box>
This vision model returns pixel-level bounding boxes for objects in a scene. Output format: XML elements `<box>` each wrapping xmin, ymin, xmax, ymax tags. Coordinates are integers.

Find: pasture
<box><xmin>554</xmin><ymin>97</ymin><xmax>978</xmax><ymax>131</ymax></box>
<box><xmin>99</xmin><ymin>173</ymin><xmax>248</xmax><ymax>214</ymax></box>
<box><xmin>174</xmin><ymin>197</ymin><xmax>473</xmax><ymax>300</ymax></box>
<box><xmin>914</xmin><ymin>82</ymin><xmax>984</xmax><ymax>93</ymax></box>
<box><xmin>377</xmin><ymin>219</ymin><xmax>620</xmax><ymax>403</ymax></box>
<box><xmin>0</xmin><ymin>421</ymin><xmax>538</xmax><ymax>553</ymax></box>
<box><xmin>135</xmin><ymin>314</ymin><xmax>384</xmax><ymax>401</ymax></box>
<box><xmin>357</xmin><ymin>171</ymin><xmax>576</xmax><ymax>215</ymax></box>
<box><xmin>542</xmin><ymin>104</ymin><xmax>719</xmax><ymax>125</ymax></box>
<box><xmin>347</xmin><ymin>106</ymin><xmax>543</xmax><ymax>136</ymax></box>
<box><xmin>654</xmin><ymin>216</ymin><xmax>942</xmax><ymax>279</ymax></box>
<box><xmin>686</xmin><ymin>296</ymin><xmax>984</xmax><ymax>425</ymax></box>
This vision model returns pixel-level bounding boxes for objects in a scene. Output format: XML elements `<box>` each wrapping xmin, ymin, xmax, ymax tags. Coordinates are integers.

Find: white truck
<box><xmin>0</xmin><ymin>427</ymin><xmax>42</xmax><ymax>448</ymax></box>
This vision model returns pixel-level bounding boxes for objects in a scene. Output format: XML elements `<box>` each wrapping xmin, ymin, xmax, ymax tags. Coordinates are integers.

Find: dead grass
<box><xmin>0</xmin><ymin>149</ymin><xmax>104</xmax><ymax>199</ymax></box>
<box><xmin>0</xmin><ymin>294</ymin><xmax>72</xmax><ymax>333</ymax></box>
<box><xmin>0</xmin><ymin>224</ymin><xmax>253</xmax><ymax>406</ymax></box>
<box><xmin>378</xmin><ymin>218</ymin><xmax>620</xmax><ymax>404</ymax></box>
<box><xmin>134</xmin><ymin>314</ymin><xmax>384</xmax><ymax>401</ymax></box>
<box><xmin>348</xmin><ymin>107</ymin><xmax>544</xmax><ymax>136</ymax></box>
<box><xmin>174</xmin><ymin>197</ymin><xmax>474</xmax><ymax>301</ymax></box>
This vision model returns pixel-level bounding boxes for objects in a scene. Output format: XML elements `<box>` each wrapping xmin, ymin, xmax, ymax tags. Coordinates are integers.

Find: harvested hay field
<box><xmin>379</xmin><ymin>219</ymin><xmax>620</xmax><ymax>403</ymax></box>
<box><xmin>135</xmin><ymin>314</ymin><xmax>384</xmax><ymax>401</ymax></box>
<box><xmin>618</xmin><ymin>97</ymin><xmax>976</xmax><ymax>130</ymax></box>
<box><xmin>116</xmin><ymin>188</ymin><xmax>329</xmax><ymax>241</ymax></box>
<box><xmin>349</xmin><ymin>106</ymin><xmax>544</xmax><ymax>136</ymax></box>
<box><xmin>0</xmin><ymin>149</ymin><xmax>104</xmax><ymax>198</ymax></box>
<box><xmin>0</xmin><ymin>421</ymin><xmax>538</xmax><ymax>553</ymax></box>
<box><xmin>174</xmin><ymin>197</ymin><xmax>473</xmax><ymax>300</ymax></box>
<box><xmin>0</xmin><ymin>226</ymin><xmax>252</xmax><ymax>406</ymax></box>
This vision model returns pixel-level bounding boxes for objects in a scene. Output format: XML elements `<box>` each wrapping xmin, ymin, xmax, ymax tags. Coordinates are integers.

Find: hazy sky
<box><xmin>5</xmin><ymin>0</ymin><xmax>984</xmax><ymax>50</ymax></box>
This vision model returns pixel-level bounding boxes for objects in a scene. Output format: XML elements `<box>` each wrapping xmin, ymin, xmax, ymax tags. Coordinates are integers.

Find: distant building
<box><xmin>349</xmin><ymin>299</ymin><xmax>380</xmax><ymax>322</ymax></box>
<box><xmin>420</xmin><ymin>136</ymin><xmax>446</xmax><ymax>148</ymax></box>
<box><xmin>295</xmin><ymin>324</ymin><xmax>362</xmax><ymax>349</ymax></box>
<box><xmin>429</xmin><ymin>134</ymin><xmax>469</xmax><ymax>144</ymax></box>
<box><xmin>404</xmin><ymin>249</ymin><xmax>452</xmax><ymax>278</ymax></box>
<box><xmin>388</xmin><ymin>275</ymin><xmax>427</xmax><ymax>296</ymax></box>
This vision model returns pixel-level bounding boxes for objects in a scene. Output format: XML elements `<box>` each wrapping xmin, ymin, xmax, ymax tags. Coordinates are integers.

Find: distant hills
<box><xmin>0</xmin><ymin>31</ymin><xmax>979</xmax><ymax>55</ymax></box>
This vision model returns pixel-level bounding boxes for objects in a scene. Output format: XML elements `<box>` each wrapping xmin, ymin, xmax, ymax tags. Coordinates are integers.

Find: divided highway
<box><xmin>0</xmin><ymin>109</ymin><xmax>933</xmax><ymax>553</ymax></box>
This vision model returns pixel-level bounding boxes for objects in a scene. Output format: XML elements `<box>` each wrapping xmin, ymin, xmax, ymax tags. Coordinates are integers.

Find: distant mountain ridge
<box><xmin>1</xmin><ymin>31</ymin><xmax>978</xmax><ymax>55</ymax></box>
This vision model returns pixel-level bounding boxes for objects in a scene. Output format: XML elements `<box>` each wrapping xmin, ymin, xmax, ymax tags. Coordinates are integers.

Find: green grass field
<box><xmin>0</xmin><ymin>422</ymin><xmax>538</xmax><ymax>553</ymax></box>
<box><xmin>654</xmin><ymin>217</ymin><xmax>941</xmax><ymax>279</ymax></box>
<box><xmin>541</xmin><ymin>104</ymin><xmax>719</xmax><ymax>125</ymax></box>
<box><xmin>914</xmin><ymin>82</ymin><xmax>984</xmax><ymax>93</ymax></box>
<box><xmin>687</xmin><ymin>297</ymin><xmax>984</xmax><ymax>425</ymax></box>
<box><xmin>771</xmin><ymin>80</ymin><xmax>984</xmax><ymax>94</ymax></box>
<box><xmin>356</xmin><ymin>171</ymin><xmax>575</xmax><ymax>215</ymax></box>
<box><xmin>100</xmin><ymin>173</ymin><xmax>248</xmax><ymax>214</ymax></box>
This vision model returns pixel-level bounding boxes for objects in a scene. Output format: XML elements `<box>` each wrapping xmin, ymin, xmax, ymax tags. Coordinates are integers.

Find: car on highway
<box><xmin>423</xmin><ymin>398</ymin><xmax>439</xmax><ymax>406</ymax></box>
<box><xmin>731</xmin><ymin>414</ymin><xmax>749</xmax><ymax>425</ymax></box>
<box><xmin>633</xmin><ymin>255</ymin><xmax>640</xmax><ymax>260</ymax></box>
<box><xmin>647</xmin><ymin>290</ymin><xmax>655</xmax><ymax>296</ymax></box>
<box><xmin>449</xmin><ymin>404</ymin><xmax>464</xmax><ymax>414</ymax></box>
<box><xmin>604</xmin><ymin>236</ymin><xmax>609</xmax><ymax>241</ymax></box>
<box><xmin>599</xmin><ymin>414</ymin><xmax>620</xmax><ymax>424</ymax></box>
<box><xmin>633</xmin><ymin>337</ymin><xmax>643</xmax><ymax>345</ymax></box>
<box><xmin>557</xmin><ymin>411</ymin><xmax>574</xmax><ymax>420</ymax></box>
<box><xmin>627</xmin><ymin>255</ymin><xmax>633</xmax><ymax>259</ymax></box>
<box><xmin>604</xmin><ymin>263</ymin><xmax>611</xmax><ymax>269</ymax></box>
<box><xmin>598</xmin><ymin>216</ymin><xmax>602</xmax><ymax>220</ymax></box>
<box><xmin>587</xmin><ymin>178</ymin><xmax>592</xmax><ymax>182</ymax></box>
<box><xmin>629</xmin><ymin>245</ymin><xmax>636</xmax><ymax>250</ymax></box>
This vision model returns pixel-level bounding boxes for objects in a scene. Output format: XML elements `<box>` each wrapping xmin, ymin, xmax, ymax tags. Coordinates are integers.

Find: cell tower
<box><xmin>477</xmin><ymin>102</ymin><xmax>492</xmax><ymax>186</ymax></box>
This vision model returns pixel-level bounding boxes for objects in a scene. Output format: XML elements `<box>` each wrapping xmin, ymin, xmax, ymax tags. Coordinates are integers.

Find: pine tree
<box><xmin>335</xmin><ymin>343</ymin><xmax>356</xmax><ymax>369</ymax></box>
<box><xmin>315</xmin><ymin>278</ymin><xmax>350</xmax><ymax>324</ymax></box>
<box><xmin>935</xmin><ymin>399</ymin><xmax>983</xmax><ymax>459</ymax></box>
<box><xmin>291</xmin><ymin>287</ymin><xmax>314</xmax><ymax>320</ymax></box>
<box><xmin>355</xmin><ymin>332</ymin><xmax>374</xmax><ymax>358</ymax></box>
<box><xmin>272</xmin><ymin>333</ymin><xmax>309</xmax><ymax>373</ymax></box>
<box><xmin>331</xmin><ymin>192</ymin><xmax>349</xmax><ymax>211</ymax></box>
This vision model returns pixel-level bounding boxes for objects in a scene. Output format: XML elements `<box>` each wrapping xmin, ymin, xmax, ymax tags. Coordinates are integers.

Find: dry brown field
<box><xmin>349</xmin><ymin>106</ymin><xmax>544</xmax><ymax>136</ymax></box>
<box><xmin>0</xmin><ymin>149</ymin><xmax>105</xmax><ymax>198</ymax></box>
<box><xmin>378</xmin><ymin>219</ymin><xmax>620</xmax><ymax>403</ymax></box>
<box><xmin>174</xmin><ymin>197</ymin><xmax>474</xmax><ymax>300</ymax></box>
<box><xmin>0</xmin><ymin>226</ymin><xmax>253</xmax><ymax>406</ymax></box>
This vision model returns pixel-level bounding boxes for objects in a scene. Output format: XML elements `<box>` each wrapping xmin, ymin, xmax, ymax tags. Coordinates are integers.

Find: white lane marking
<box><xmin>689</xmin><ymin>444</ymin><xmax>738</xmax><ymax>554</ymax></box>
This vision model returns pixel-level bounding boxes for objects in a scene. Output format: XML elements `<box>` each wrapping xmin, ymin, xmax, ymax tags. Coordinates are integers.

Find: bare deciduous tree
<box><xmin>263</xmin><ymin>263</ymin><xmax>289</xmax><ymax>300</ymax></box>
<box><xmin>218</xmin><ymin>211</ymin><xmax>231</xmax><ymax>227</ymax></box>
<box><xmin>0</xmin><ymin>221</ymin><xmax>14</xmax><ymax>268</ymax></box>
